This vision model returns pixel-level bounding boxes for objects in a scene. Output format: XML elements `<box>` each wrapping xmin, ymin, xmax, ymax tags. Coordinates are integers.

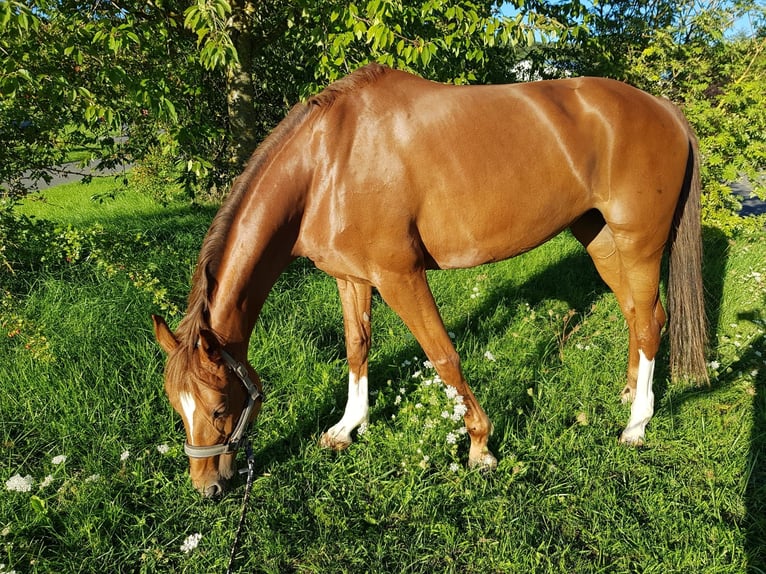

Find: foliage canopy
<box><xmin>0</xmin><ymin>0</ymin><xmax>764</xmax><ymax>229</ymax></box>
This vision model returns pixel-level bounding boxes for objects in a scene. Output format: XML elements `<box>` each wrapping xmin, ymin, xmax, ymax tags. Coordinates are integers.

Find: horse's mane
<box><xmin>174</xmin><ymin>63</ymin><xmax>391</xmax><ymax>349</ymax></box>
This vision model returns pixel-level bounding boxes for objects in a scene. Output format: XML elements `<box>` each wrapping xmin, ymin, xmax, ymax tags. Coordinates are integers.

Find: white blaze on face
<box><xmin>179</xmin><ymin>391</ymin><xmax>197</xmax><ymax>441</ymax></box>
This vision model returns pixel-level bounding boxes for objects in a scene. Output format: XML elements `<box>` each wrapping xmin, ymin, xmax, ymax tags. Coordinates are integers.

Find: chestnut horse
<box><xmin>153</xmin><ymin>63</ymin><xmax>707</xmax><ymax>496</ymax></box>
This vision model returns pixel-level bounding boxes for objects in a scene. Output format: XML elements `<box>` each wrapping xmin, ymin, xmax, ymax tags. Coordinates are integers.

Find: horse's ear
<box><xmin>152</xmin><ymin>315</ymin><xmax>178</xmax><ymax>354</ymax></box>
<box><xmin>197</xmin><ymin>329</ymin><xmax>222</xmax><ymax>365</ymax></box>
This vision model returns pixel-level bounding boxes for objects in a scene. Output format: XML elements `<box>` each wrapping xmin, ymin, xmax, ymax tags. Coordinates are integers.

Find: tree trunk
<box><xmin>226</xmin><ymin>0</ymin><xmax>259</xmax><ymax>172</ymax></box>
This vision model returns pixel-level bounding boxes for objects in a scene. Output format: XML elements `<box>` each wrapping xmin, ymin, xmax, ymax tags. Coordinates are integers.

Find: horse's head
<box><xmin>152</xmin><ymin>315</ymin><xmax>263</xmax><ymax>497</ymax></box>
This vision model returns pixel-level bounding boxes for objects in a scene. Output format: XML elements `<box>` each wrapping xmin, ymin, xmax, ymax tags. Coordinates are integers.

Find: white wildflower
<box><xmin>39</xmin><ymin>475</ymin><xmax>54</xmax><ymax>489</ymax></box>
<box><xmin>708</xmin><ymin>360</ymin><xmax>720</xmax><ymax>370</ymax></box>
<box><xmin>120</xmin><ymin>450</ymin><xmax>130</xmax><ymax>462</ymax></box>
<box><xmin>415</xmin><ymin>403</ymin><xmax>423</xmax><ymax>409</ymax></box>
<box><xmin>394</xmin><ymin>395</ymin><xmax>402</xmax><ymax>405</ymax></box>
<box><xmin>180</xmin><ymin>533</ymin><xmax>202</xmax><ymax>554</ymax></box>
<box><xmin>446</xmin><ymin>432</ymin><xmax>458</xmax><ymax>445</ymax></box>
<box><xmin>484</xmin><ymin>350</ymin><xmax>496</xmax><ymax>362</ymax></box>
<box><xmin>357</xmin><ymin>422</ymin><xmax>368</xmax><ymax>436</ymax></box>
<box><xmin>51</xmin><ymin>455</ymin><xmax>67</xmax><ymax>465</ymax></box>
<box><xmin>449</xmin><ymin>462</ymin><xmax>461</xmax><ymax>473</ymax></box>
<box><xmin>457</xmin><ymin>426</ymin><xmax>468</xmax><ymax>435</ymax></box>
<box><xmin>85</xmin><ymin>474</ymin><xmax>101</xmax><ymax>483</ymax></box>
<box><xmin>423</xmin><ymin>360</ymin><xmax>433</xmax><ymax>369</ymax></box>
<box><xmin>5</xmin><ymin>474</ymin><xmax>33</xmax><ymax>492</ymax></box>
<box><xmin>444</xmin><ymin>386</ymin><xmax>459</xmax><ymax>400</ymax></box>
<box><xmin>452</xmin><ymin>403</ymin><xmax>468</xmax><ymax>421</ymax></box>
<box><xmin>156</xmin><ymin>444</ymin><xmax>169</xmax><ymax>455</ymax></box>
<box><xmin>441</xmin><ymin>411</ymin><xmax>451</xmax><ymax>419</ymax></box>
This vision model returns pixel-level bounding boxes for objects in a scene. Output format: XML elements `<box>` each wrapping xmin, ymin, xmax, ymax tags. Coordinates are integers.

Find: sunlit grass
<box><xmin>1</xmin><ymin>181</ymin><xmax>765</xmax><ymax>572</ymax></box>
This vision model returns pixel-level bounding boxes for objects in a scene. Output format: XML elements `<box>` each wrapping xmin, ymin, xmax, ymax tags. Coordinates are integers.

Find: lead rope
<box><xmin>225</xmin><ymin>439</ymin><xmax>255</xmax><ymax>574</ymax></box>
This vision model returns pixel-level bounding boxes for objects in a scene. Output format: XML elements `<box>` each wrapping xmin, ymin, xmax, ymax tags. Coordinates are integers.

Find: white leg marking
<box><xmin>321</xmin><ymin>373</ymin><xmax>369</xmax><ymax>449</ymax></box>
<box><xmin>620</xmin><ymin>350</ymin><xmax>655</xmax><ymax>445</ymax></box>
<box><xmin>179</xmin><ymin>391</ymin><xmax>197</xmax><ymax>440</ymax></box>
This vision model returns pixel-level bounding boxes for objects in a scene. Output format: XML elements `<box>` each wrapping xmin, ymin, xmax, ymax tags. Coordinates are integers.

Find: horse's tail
<box><xmin>668</xmin><ymin>118</ymin><xmax>709</xmax><ymax>384</ymax></box>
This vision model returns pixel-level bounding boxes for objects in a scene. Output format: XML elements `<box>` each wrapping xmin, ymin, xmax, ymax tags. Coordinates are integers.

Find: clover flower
<box><xmin>451</xmin><ymin>403</ymin><xmax>468</xmax><ymax>422</ymax></box>
<box><xmin>5</xmin><ymin>474</ymin><xmax>33</xmax><ymax>492</ymax></box>
<box><xmin>180</xmin><ymin>533</ymin><xmax>202</xmax><ymax>553</ymax></box>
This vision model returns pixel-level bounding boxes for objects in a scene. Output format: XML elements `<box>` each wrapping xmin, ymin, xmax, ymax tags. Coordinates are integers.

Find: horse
<box><xmin>153</xmin><ymin>63</ymin><xmax>707</xmax><ymax>497</ymax></box>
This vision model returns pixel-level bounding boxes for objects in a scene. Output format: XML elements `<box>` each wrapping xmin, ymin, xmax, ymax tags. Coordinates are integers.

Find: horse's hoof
<box><xmin>319</xmin><ymin>431</ymin><xmax>352</xmax><ymax>451</ymax></box>
<box><xmin>620</xmin><ymin>385</ymin><xmax>635</xmax><ymax>404</ymax></box>
<box><xmin>619</xmin><ymin>431</ymin><xmax>645</xmax><ymax>447</ymax></box>
<box><xmin>468</xmin><ymin>450</ymin><xmax>498</xmax><ymax>471</ymax></box>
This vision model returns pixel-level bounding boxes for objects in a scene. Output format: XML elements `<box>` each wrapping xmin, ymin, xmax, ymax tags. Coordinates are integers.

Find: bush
<box><xmin>624</xmin><ymin>7</ymin><xmax>766</xmax><ymax>233</ymax></box>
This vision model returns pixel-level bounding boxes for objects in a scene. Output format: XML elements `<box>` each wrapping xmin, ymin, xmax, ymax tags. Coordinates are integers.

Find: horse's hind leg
<box><xmin>572</xmin><ymin>212</ymin><xmax>666</xmax><ymax>445</ymax></box>
<box><xmin>320</xmin><ymin>279</ymin><xmax>372</xmax><ymax>450</ymax></box>
<box><xmin>376</xmin><ymin>270</ymin><xmax>497</xmax><ymax>469</ymax></box>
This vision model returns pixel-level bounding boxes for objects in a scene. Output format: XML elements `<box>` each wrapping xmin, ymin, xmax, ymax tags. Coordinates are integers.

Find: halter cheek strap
<box><xmin>184</xmin><ymin>351</ymin><xmax>264</xmax><ymax>459</ymax></box>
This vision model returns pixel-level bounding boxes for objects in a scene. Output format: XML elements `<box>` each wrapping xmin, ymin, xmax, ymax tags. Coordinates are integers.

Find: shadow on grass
<box><xmin>138</xmin><ymin>204</ymin><xmax>763</xmax><ymax>569</ymax></box>
<box><xmin>249</xmin><ymin>243</ymin><xmax>608</xmax><ymax>475</ymax></box>
<box><xmin>253</xmin><ymin>227</ymin><xmax>734</xmax><ymax>468</ymax></box>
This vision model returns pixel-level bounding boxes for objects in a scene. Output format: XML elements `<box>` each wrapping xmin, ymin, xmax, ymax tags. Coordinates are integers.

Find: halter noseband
<box><xmin>184</xmin><ymin>350</ymin><xmax>264</xmax><ymax>459</ymax></box>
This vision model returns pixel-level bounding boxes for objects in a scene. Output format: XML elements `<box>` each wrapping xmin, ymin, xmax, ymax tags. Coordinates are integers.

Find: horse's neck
<box><xmin>207</xmin><ymin>157</ymin><xmax>306</xmax><ymax>349</ymax></box>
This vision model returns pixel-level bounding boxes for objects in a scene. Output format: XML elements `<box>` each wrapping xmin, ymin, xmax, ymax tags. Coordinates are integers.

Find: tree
<box><xmin>623</xmin><ymin>2</ymin><xmax>766</xmax><ymax>231</ymax></box>
<box><xmin>2</xmin><ymin>0</ymin><xmax>578</xmax><ymax>203</ymax></box>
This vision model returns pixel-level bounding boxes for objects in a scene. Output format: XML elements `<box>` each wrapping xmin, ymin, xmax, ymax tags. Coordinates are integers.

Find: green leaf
<box><xmin>30</xmin><ymin>495</ymin><xmax>47</xmax><ymax>516</ymax></box>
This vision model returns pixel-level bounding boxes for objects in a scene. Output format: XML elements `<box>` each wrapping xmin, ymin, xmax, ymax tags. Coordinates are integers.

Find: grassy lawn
<box><xmin>1</xmin><ymin>182</ymin><xmax>765</xmax><ymax>573</ymax></box>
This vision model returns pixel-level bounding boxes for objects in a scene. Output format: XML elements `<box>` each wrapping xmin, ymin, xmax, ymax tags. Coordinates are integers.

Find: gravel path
<box><xmin>17</xmin><ymin>160</ymin><xmax>132</xmax><ymax>191</ymax></box>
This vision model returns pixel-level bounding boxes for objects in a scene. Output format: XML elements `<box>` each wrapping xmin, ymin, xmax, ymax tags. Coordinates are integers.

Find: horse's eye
<box><xmin>212</xmin><ymin>408</ymin><xmax>225</xmax><ymax>420</ymax></box>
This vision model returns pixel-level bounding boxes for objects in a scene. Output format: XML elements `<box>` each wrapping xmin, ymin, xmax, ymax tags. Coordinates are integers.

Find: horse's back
<box><xmin>297</xmin><ymin>67</ymin><xmax>691</xmax><ymax>275</ymax></box>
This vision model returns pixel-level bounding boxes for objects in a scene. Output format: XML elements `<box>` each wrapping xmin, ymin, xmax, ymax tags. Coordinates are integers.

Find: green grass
<box><xmin>1</xmin><ymin>182</ymin><xmax>765</xmax><ymax>573</ymax></box>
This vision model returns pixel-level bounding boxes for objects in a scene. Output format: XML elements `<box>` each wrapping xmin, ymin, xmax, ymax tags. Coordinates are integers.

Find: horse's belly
<box><xmin>417</xmin><ymin>198</ymin><xmax>582</xmax><ymax>270</ymax></box>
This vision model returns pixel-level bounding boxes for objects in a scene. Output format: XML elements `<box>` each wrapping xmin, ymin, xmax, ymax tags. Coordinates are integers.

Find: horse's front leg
<box><xmin>376</xmin><ymin>270</ymin><xmax>497</xmax><ymax>470</ymax></box>
<box><xmin>320</xmin><ymin>279</ymin><xmax>372</xmax><ymax>450</ymax></box>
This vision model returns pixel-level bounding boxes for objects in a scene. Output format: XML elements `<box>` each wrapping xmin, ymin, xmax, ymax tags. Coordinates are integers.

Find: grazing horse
<box><xmin>153</xmin><ymin>63</ymin><xmax>707</xmax><ymax>497</ymax></box>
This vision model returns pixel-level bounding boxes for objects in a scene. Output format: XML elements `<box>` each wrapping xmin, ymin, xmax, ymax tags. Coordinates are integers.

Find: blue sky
<box><xmin>499</xmin><ymin>1</ymin><xmax>759</xmax><ymax>38</ymax></box>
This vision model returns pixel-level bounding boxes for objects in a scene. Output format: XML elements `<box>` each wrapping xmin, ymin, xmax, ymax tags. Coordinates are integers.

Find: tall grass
<box><xmin>1</xmin><ymin>182</ymin><xmax>765</xmax><ymax>573</ymax></box>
